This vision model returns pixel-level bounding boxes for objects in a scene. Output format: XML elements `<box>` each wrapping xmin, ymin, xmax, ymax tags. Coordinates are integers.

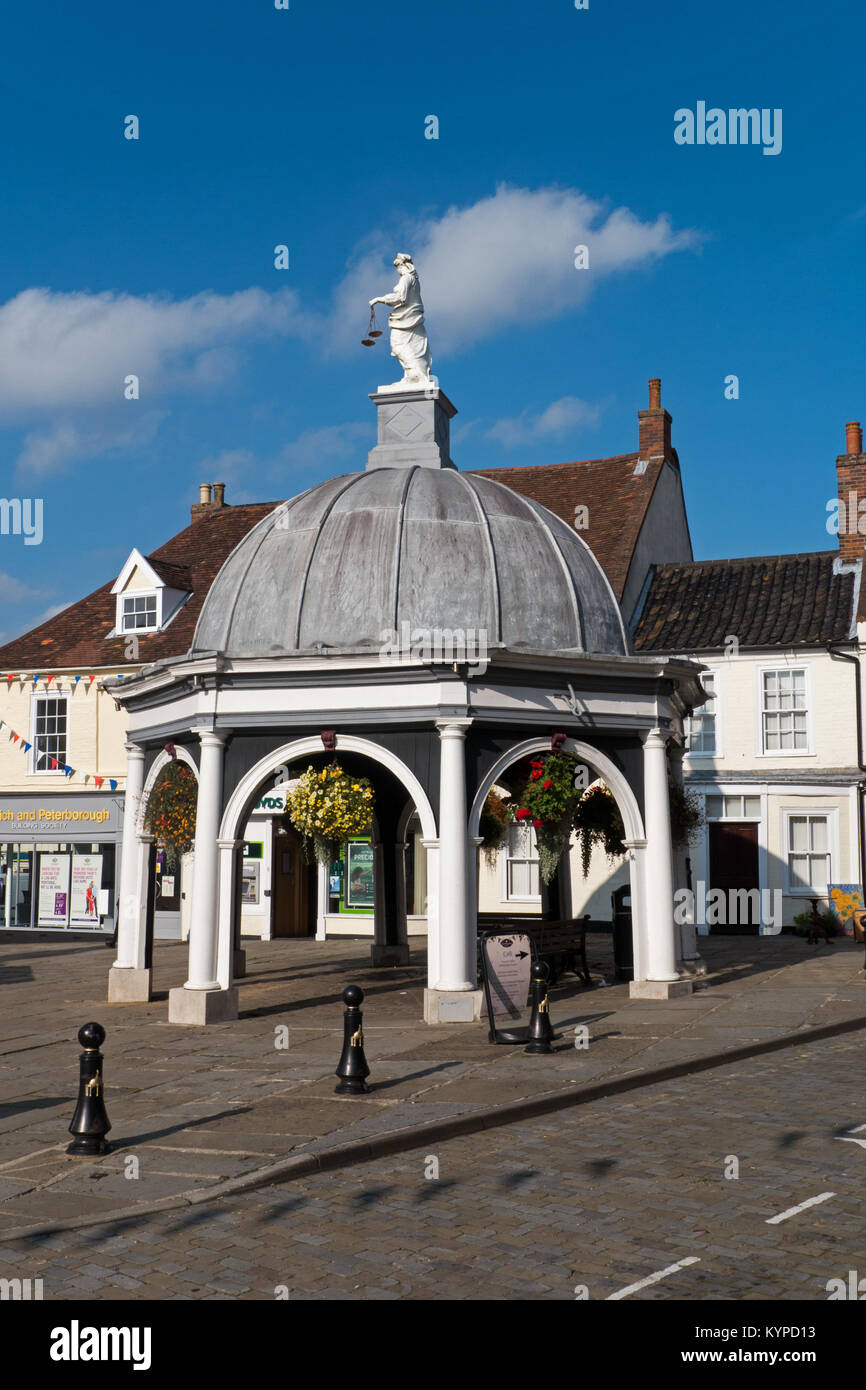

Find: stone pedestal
<box><xmin>629</xmin><ymin>978</ymin><xmax>693</xmax><ymax>1000</ymax></box>
<box><xmin>424</xmin><ymin>988</ymin><xmax>483</xmax><ymax>1024</ymax></box>
<box><xmin>367</xmin><ymin>387</ymin><xmax>457</xmax><ymax>471</ymax></box>
<box><xmin>107</xmin><ymin>966</ymin><xmax>152</xmax><ymax>1003</ymax></box>
<box><xmin>168</xmin><ymin>986</ymin><xmax>238</xmax><ymax>1025</ymax></box>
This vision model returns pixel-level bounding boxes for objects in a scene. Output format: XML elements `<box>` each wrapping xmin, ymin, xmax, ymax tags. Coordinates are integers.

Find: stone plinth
<box><xmin>367</xmin><ymin>386</ymin><xmax>457</xmax><ymax>470</ymax></box>
<box><xmin>168</xmin><ymin>985</ymin><xmax>238</xmax><ymax>1024</ymax></box>
<box><xmin>107</xmin><ymin>966</ymin><xmax>152</xmax><ymax>1003</ymax></box>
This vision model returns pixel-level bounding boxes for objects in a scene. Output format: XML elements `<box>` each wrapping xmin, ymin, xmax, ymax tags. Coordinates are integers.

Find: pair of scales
<box><xmin>361</xmin><ymin>307</ymin><xmax>383</xmax><ymax>347</ymax></box>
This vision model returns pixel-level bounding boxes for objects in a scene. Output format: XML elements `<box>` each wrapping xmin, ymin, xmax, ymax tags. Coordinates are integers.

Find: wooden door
<box><xmin>271</xmin><ymin>827</ymin><xmax>309</xmax><ymax>938</ymax></box>
<box><xmin>708</xmin><ymin>822</ymin><xmax>760</xmax><ymax>934</ymax></box>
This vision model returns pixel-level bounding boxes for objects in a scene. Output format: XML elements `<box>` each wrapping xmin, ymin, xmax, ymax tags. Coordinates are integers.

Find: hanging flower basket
<box><xmin>285</xmin><ymin>763</ymin><xmax>375</xmax><ymax>866</ymax></box>
<box><xmin>572</xmin><ymin>782</ymin><xmax>626</xmax><ymax>878</ymax></box>
<box><xmin>669</xmin><ymin>783</ymin><xmax>705</xmax><ymax>847</ymax></box>
<box><xmin>479</xmin><ymin>789</ymin><xmax>510</xmax><ymax>864</ymax></box>
<box><xmin>509</xmin><ymin>753</ymin><xmax>581</xmax><ymax>885</ymax></box>
<box><xmin>143</xmin><ymin>760</ymin><xmax>197</xmax><ymax>858</ymax></box>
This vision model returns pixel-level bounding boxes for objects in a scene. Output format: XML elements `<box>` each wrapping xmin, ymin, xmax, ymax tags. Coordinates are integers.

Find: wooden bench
<box><xmin>477</xmin><ymin>914</ymin><xmax>592</xmax><ymax>987</ymax></box>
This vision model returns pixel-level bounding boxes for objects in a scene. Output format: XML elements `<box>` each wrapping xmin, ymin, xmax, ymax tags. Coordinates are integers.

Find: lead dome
<box><xmin>192</xmin><ymin>465</ymin><xmax>630</xmax><ymax>658</ymax></box>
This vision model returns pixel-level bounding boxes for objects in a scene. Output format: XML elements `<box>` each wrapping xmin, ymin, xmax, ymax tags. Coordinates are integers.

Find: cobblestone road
<box><xmin>5</xmin><ymin>1030</ymin><xmax>865</xmax><ymax>1301</ymax></box>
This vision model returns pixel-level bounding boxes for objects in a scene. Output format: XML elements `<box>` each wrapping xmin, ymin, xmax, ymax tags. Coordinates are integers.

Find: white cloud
<box><xmin>328</xmin><ymin>184</ymin><xmax>700</xmax><ymax>354</ymax></box>
<box><xmin>486</xmin><ymin>395</ymin><xmax>603</xmax><ymax>449</ymax></box>
<box><xmin>0</xmin><ymin>286</ymin><xmax>308</xmax><ymax>414</ymax></box>
<box><xmin>278</xmin><ymin>422</ymin><xmax>369</xmax><ymax>473</ymax></box>
<box><xmin>0</xmin><ymin>570</ymin><xmax>42</xmax><ymax>602</ymax></box>
<box><xmin>17</xmin><ymin>408</ymin><xmax>166</xmax><ymax>477</ymax></box>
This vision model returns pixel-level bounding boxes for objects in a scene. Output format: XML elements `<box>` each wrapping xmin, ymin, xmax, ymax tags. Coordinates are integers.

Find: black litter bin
<box><xmin>611</xmin><ymin>885</ymin><xmax>633</xmax><ymax>982</ymax></box>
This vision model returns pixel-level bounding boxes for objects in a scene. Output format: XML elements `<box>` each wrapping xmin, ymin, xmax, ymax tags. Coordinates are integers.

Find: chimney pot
<box><xmin>648</xmin><ymin>378</ymin><xmax>662</xmax><ymax>411</ymax></box>
<box><xmin>212</xmin><ymin>481</ymin><xmax>226</xmax><ymax>507</ymax></box>
<box><xmin>199</xmin><ymin>483</ymin><xmax>213</xmax><ymax>505</ymax></box>
<box><xmin>846</xmin><ymin>421</ymin><xmax>863</xmax><ymax>456</ymax></box>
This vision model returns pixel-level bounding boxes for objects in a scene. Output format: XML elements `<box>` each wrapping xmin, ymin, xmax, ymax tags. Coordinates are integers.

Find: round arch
<box><xmin>468</xmin><ymin>736</ymin><xmax>645</xmax><ymax>843</ymax></box>
<box><xmin>138</xmin><ymin>746</ymin><xmax>199</xmax><ymax>833</ymax></box>
<box><xmin>219</xmin><ymin>734</ymin><xmax>438</xmax><ymax>844</ymax></box>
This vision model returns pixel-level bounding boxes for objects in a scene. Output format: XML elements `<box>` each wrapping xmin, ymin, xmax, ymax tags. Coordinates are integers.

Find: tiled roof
<box><xmin>632</xmin><ymin>552</ymin><xmax>856</xmax><ymax>652</ymax></box>
<box><xmin>0</xmin><ymin>503</ymin><xmax>277</xmax><ymax>670</ymax></box>
<box><xmin>148</xmin><ymin>557</ymin><xmax>193</xmax><ymax>591</ymax></box>
<box><xmin>472</xmin><ymin>454</ymin><xmax>665</xmax><ymax>599</ymax></box>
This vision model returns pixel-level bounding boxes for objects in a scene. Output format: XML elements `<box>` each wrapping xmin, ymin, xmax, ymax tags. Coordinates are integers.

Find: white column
<box><xmin>422</xmin><ymin>838</ymin><xmax>440</xmax><ymax>987</ymax></box>
<box><xmin>435</xmin><ymin>719</ymin><xmax>474</xmax><ymax>990</ymax></box>
<box><xmin>216</xmin><ymin>838</ymin><xmax>243</xmax><ymax>989</ymax></box>
<box><xmin>642</xmin><ymin>730</ymin><xmax>680</xmax><ymax>984</ymax></box>
<box><xmin>315</xmin><ymin>860</ymin><xmax>328</xmax><ymax>940</ymax></box>
<box><xmin>114</xmin><ymin>741</ymin><xmax>146</xmax><ymax>971</ymax></box>
<box><xmin>668</xmin><ymin>740</ymin><xmax>698</xmax><ymax>962</ymax></box>
<box><xmin>185</xmin><ymin>730</ymin><xmax>226</xmax><ymax>991</ymax></box>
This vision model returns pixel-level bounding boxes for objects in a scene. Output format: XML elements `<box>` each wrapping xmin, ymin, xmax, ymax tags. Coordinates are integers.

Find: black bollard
<box><xmin>524</xmin><ymin>961</ymin><xmax>555</xmax><ymax>1055</ymax></box>
<box><xmin>335</xmin><ymin>985</ymin><xmax>371</xmax><ymax>1095</ymax></box>
<box><xmin>67</xmin><ymin>1022</ymin><xmax>112</xmax><ymax>1155</ymax></box>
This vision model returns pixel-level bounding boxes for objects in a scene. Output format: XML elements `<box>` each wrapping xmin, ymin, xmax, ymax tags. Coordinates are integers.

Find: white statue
<box><xmin>369</xmin><ymin>253</ymin><xmax>434</xmax><ymax>388</ymax></box>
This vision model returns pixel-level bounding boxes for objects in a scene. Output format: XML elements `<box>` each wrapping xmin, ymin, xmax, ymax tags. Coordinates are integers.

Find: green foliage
<box><xmin>572</xmin><ymin>783</ymin><xmax>626</xmax><ymax>877</ymax></box>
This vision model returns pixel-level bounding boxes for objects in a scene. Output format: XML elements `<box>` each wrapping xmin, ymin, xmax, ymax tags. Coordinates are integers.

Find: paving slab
<box><xmin>0</xmin><ymin>932</ymin><xmax>863</xmax><ymax>1234</ymax></box>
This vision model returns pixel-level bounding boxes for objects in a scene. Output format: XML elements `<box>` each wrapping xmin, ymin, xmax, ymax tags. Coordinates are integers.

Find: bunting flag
<box><xmin>0</xmin><ymin>673</ymin><xmax>125</xmax><ymax>786</ymax></box>
<box><xmin>0</xmin><ymin>722</ymin><xmax>121</xmax><ymax>787</ymax></box>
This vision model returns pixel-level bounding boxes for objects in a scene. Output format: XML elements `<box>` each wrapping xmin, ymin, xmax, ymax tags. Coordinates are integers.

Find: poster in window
<box><xmin>241</xmin><ymin>862</ymin><xmax>260</xmax><ymax>905</ymax></box>
<box><xmin>345</xmin><ymin>840</ymin><xmax>375</xmax><ymax>910</ymax></box>
<box><xmin>37</xmin><ymin>854</ymin><xmax>71</xmax><ymax>926</ymax></box>
<box><xmin>160</xmin><ymin>875</ymin><xmax>176</xmax><ymax>898</ymax></box>
<box><xmin>70</xmin><ymin>854</ymin><xmax>103</xmax><ymax>927</ymax></box>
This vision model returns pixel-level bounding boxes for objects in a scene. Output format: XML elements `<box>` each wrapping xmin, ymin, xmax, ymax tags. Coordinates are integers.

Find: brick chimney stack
<box><xmin>638</xmin><ymin>377</ymin><xmax>674</xmax><ymax>463</ymax></box>
<box><xmin>836</xmin><ymin>420</ymin><xmax>866</xmax><ymax>563</ymax></box>
<box><xmin>191</xmin><ymin>481</ymin><xmax>228</xmax><ymax>522</ymax></box>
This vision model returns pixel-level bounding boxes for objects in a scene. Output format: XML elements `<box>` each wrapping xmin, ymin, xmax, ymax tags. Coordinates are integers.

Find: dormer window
<box><xmin>121</xmin><ymin>593</ymin><xmax>158</xmax><ymax>632</ymax></box>
<box><xmin>110</xmin><ymin>547</ymin><xmax>191</xmax><ymax>640</ymax></box>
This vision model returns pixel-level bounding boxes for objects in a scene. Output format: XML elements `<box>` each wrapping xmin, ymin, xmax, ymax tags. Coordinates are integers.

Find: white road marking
<box><xmin>766</xmin><ymin>1192</ymin><xmax>836</xmax><ymax>1224</ymax></box>
<box><xmin>606</xmin><ymin>1256</ymin><xmax>700</xmax><ymax>1300</ymax></box>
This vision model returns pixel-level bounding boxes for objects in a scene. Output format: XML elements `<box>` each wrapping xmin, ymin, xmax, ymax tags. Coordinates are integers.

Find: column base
<box><xmin>168</xmin><ymin>985</ymin><xmax>238</xmax><ymax>1025</ymax></box>
<box><xmin>371</xmin><ymin>943</ymin><xmax>410</xmax><ymax>967</ymax></box>
<box><xmin>629</xmin><ymin>978</ymin><xmax>694</xmax><ymax>1000</ymax></box>
<box><xmin>424</xmin><ymin>988</ymin><xmax>483</xmax><ymax>1024</ymax></box>
<box><xmin>233</xmin><ymin>949</ymin><xmax>247</xmax><ymax>978</ymax></box>
<box><xmin>107</xmin><ymin>966</ymin><xmax>152</xmax><ymax>1003</ymax></box>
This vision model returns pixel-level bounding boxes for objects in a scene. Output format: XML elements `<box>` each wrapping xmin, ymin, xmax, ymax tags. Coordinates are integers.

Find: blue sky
<box><xmin>0</xmin><ymin>0</ymin><xmax>864</xmax><ymax>641</ymax></box>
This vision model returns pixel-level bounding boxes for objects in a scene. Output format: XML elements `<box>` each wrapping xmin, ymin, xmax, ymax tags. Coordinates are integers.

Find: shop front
<box><xmin>0</xmin><ymin>793</ymin><xmax>124</xmax><ymax>933</ymax></box>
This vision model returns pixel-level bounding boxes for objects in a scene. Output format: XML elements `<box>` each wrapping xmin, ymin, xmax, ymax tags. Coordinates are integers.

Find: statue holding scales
<box><xmin>368</xmin><ymin>253</ymin><xmax>434</xmax><ymax>389</ymax></box>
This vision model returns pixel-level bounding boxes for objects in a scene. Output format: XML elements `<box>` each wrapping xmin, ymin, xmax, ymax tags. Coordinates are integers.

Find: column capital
<box><xmin>436</xmin><ymin>718</ymin><xmax>473</xmax><ymax>738</ymax></box>
<box><xmin>642</xmin><ymin>728</ymin><xmax>671</xmax><ymax>750</ymax></box>
<box><xmin>191</xmin><ymin>726</ymin><xmax>228</xmax><ymax>747</ymax></box>
<box><xmin>124</xmin><ymin>741</ymin><xmax>146</xmax><ymax>759</ymax></box>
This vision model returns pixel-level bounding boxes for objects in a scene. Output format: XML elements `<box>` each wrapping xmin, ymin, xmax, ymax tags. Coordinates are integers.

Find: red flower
<box><xmin>543</xmin><ymin>779</ymin><xmax>553</xmax><ymax>790</ymax></box>
<box><xmin>532</xmin><ymin>818</ymin><xmax>543</xmax><ymax>828</ymax></box>
<box><xmin>515</xmin><ymin>808</ymin><xmax>531</xmax><ymax>821</ymax></box>
<box><xmin>530</xmin><ymin>770</ymin><xmax>542</xmax><ymax>780</ymax></box>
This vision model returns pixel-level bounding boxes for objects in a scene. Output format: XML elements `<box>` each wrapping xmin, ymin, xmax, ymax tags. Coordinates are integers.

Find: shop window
<box><xmin>687</xmin><ymin>671</ymin><xmax>718</xmax><ymax>755</ymax></box>
<box><xmin>786</xmin><ymin>814</ymin><xmax>831</xmax><ymax>893</ymax></box>
<box><xmin>504</xmin><ymin>823</ymin><xmax>540</xmax><ymax>900</ymax></box>
<box><xmin>121</xmin><ymin>592</ymin><xmax>158</xmax><ymax>632</ymax></box>
<box><xmin>31</xmin><ymin>696</ymin><xmax>68</xmax><ymax>774</ymax></box>
<box><xmin>762</xmin><ymin>669</ymin><xmax>808</xmax><ymax>752</ymax></box>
